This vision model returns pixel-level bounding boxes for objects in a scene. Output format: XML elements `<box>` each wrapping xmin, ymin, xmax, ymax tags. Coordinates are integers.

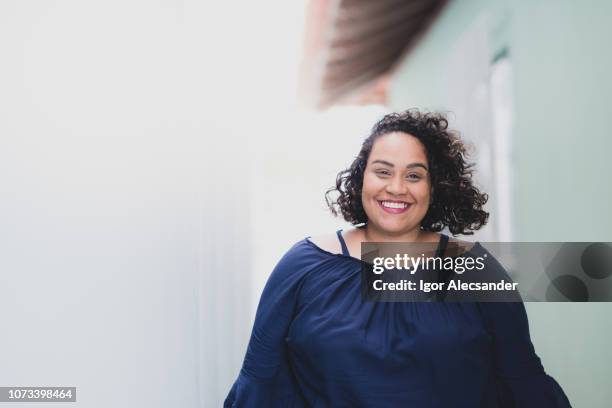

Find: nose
<box><xmin>385</xmin><ymin>175</ymin><xmax>408</xmax><ymax>196</ymax></box>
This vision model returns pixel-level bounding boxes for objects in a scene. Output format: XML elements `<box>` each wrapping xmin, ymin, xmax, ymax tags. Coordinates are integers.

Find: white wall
<box><xmin>0</xmin><ymin>2</ymin><xmax>204</xmax><ymax>404</ymax></box>
<box><xmin>0</xmin><ymin>133</ymin><xmax>203</xmax><ymax>407</ymax></box>
<box><xmin>0</xmin><ymin>1</ymin><xmax>251</xmax><ymax>407</ymax></box>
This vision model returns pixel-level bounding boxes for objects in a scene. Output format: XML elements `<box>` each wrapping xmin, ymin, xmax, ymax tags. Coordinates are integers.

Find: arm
<box><xmin>224</xmin><ymin>243</ymin><xmax>309</xmax><ymax>408</ymax></box>
<box><xmin>477</xmin><ymin>301</ymin><xmax>572</xmax><ymax>407</ymax></box>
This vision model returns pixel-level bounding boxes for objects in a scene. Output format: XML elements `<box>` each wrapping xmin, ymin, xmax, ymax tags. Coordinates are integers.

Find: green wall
<box><xmin>388</xmin><ymin>0</ymin><xmax>612</xmax><ymax>405</ymax></box>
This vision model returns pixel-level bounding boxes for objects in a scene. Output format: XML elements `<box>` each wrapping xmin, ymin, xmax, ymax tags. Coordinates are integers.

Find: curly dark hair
<box><xmin>325</xmin><ymin>109</ymin><xmax>489</xmax><ymax>235</ymax></box>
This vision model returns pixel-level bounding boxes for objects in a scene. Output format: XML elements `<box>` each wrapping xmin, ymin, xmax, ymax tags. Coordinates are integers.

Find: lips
<box><xmin>378</xmin><ymin>200</ymin><xmax>411</xmax><ymax>214</ymax></box>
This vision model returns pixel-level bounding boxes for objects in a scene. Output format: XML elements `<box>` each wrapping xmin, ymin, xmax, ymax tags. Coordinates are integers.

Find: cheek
<box><xmin>412</xmin><ymin>184</ymin><xmax>431</xmax><ymax>205</ymax></box>
<box><xmin>361</xmin><ymin>174</ymin><xmax>380</xmax><ymax>196</ymax></box>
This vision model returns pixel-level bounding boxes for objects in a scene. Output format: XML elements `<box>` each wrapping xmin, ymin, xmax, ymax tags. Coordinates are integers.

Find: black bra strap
<box><xmin>435</xmin><ymin>234</ymin><xmax>449</xmax><ymax>258</ymax></box>
<box><xmin>336</xmin><ymin>229</ymin><xmax>350</xmax><ymax>256</ymax></box>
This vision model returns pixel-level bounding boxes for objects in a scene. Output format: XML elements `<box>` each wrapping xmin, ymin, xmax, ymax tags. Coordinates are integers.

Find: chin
<box><xmin>374</xmin><ymin>219</ymin><xmax>412</xmax><ymax>234</ymax></box>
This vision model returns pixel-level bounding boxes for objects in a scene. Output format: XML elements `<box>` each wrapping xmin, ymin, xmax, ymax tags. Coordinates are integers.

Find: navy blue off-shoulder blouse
<box><xmin>225</xmin><ymin>232</ymin><xmax>571</xmax><ymax>407</ymax></box>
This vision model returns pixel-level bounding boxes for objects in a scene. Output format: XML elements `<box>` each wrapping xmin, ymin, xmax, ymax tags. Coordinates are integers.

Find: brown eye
<box><xmin>406</xmin><ymin>173</ymin><xmax>422</xmax><ymax>181</ymax></box>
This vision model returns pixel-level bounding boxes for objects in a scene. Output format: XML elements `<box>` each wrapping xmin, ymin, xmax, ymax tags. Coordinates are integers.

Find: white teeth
<box><xmin>381</xmin><ymin>201</ymin><xmax>408</xmax><ymax>209</ymax></box>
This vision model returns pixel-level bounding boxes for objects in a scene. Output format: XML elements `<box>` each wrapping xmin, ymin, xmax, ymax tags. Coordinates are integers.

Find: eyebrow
<box><xmin>371</xmin><ymin>159</ymin><xmax>428</xmax><ymax>171</ymax></box>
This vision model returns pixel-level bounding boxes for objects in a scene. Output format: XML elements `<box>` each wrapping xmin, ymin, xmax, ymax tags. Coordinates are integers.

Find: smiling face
<box><xmin>361</xmin><ymin>132</ymin><xmax>431</xmax><ymax>237</ymax></box>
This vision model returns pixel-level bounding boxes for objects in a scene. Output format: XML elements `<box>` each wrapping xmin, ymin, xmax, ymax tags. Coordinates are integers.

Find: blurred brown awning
<box><xmin>299</xmin><ymin>0</ymin><xmax>446</xmax><ymax>110</ymax></box>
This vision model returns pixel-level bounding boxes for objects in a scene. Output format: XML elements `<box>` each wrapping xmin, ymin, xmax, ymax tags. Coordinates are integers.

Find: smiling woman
<box><xmin>224</xmin><ymin>110</ymin><xmax>571</xmax><ymax>407</ymax></box>
<box><xmin>326</xmin><ymin>109</ymin><xmax>489</xmax><ymax>242</ymax></box>
<box><xmin>363</xmin><ymin>134</ymin><xmax>433</xmax><ymax>234</ymax></box>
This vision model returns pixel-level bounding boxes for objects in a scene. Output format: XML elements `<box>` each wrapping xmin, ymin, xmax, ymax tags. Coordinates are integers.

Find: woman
<box><xmin>225</xmin><ymin>110</ymin><xmax>571</xmax><ymax>407</ymax></box>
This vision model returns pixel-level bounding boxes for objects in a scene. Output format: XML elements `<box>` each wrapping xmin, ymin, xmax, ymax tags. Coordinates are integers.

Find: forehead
<box><xmin>368</xmin><ymin>132</ymin><xmax>428</xmax><ymax>164</ymax></box>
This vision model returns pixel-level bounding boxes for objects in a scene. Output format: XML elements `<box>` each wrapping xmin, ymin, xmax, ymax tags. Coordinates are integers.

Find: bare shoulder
<box><xmin>307</xmin><ymin>232</ymin><xmax>342</xmax><ymax>255</ymax></box>
<box><xmin>308</xmin><ymin>227</ymin><xmax>364</xmax><ymax>257</ymax></box>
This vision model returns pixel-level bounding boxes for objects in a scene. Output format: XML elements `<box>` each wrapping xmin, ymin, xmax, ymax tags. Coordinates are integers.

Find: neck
<box><xmin>362</xmin><ymin>224</ymin><xmax>424</xmax><ymax>243</ymax></box>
